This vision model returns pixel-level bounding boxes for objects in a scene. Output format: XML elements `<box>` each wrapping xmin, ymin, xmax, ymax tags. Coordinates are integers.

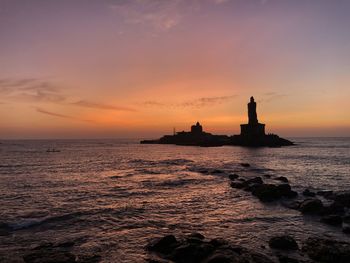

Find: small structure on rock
<box><xmin>140</xmin><ymin>97</ymin><xmax>293</xmax><ymax>147</ymax></box>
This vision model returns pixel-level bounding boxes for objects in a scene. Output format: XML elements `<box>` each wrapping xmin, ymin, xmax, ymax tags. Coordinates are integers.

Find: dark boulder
<box><xmin>246</xmin><ymin>177</ymin><xmax>263</xmax><ymax>185</ymax></box>
<box><xmin>240</xmin><ymin>163</ymin><xmax>250</xmax><ymax>167</ymax></box>
<box><xmin>317</xmin><ymin>190</ymin><xmax>334</xmax><ymax>199</ymax></box>
<box><xmin>333</xmin><ymin>192</ymin><xmax>350</xmax><ymax>208</ymax></box>
<box><xmin>276</xmin><ymin>184</ymin><xmax>298</xmax><ymax>198</ymax></box>
<box><xmin>252</xmin><ymin>184</ymin><xmax>280</xmax><ymax>201</ymax></box>
<box><xmin>321</xmin><ymin>215</ymin><xmax>343</xmax><ymax>226</ymax></box>
<box><xmin>269</xmin><ymin>235</ymin><xmax>299</xmax><ymax>250</ymax></box>
<box><xmin>303</xmin><ymin>189</ymin><xmax>316</xmax><ymax>197</ymax></box>
<box><xmin>229</xmin><ymin>174</ymin><xmax>239</xmax><ymax>180</ymax></box>
<box><xmin>230</xmin><ymin>182</ymin><xmax>246</xmax><ymax>189</ymax></box>
<box><xmin>170</xmin><ymin>243</ymin><xmax>214</xmax><ymax>263</ymax></box>
<box><xmin>322</xmin><ymin>202</ymin><xmax>345</xmax><ymax>216</ymax></box>
<box><xmin>343</xmin><ymin>226</ymin><xmax>350</xmax><ymax>234</ymax></box>
<box><xmin>147</xmin><ymin>235</ymin><xmax>178</xmax><ymax>254</ymax></box>
<box><xmin>299</xmin><ymin>198</ymin><xmax>324</xmax><ymax>214</ymax></box>
<box><xmin>277</xmin><ymin>255</ymin><xmax>300</xmax><ymax>263</ymax></box>
<box><xmin>252</xmin><ymin>183</ymin><xmax>297</xmax><ymax>202</ymax></box>
<box><xmin>302</xmin><ymin>237</ymin><xmax>350</xmax><ymax>263</ymax></box>
<box><xmin>275</xmin><ymin>176</ymin><xmax>289</xmax><ymax>183</ymax></box>
<box><xmin>147</xmin><ymin>234</ymin><xmax>275</xmax><ymax>263</ymax></box>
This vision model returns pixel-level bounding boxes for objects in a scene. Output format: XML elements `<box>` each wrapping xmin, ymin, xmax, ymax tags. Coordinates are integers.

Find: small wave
<box><xmin>130</xmin><ymin>158</ymin><xmax>193</xmax><ymax>166</ymax></box>
<box><xmin>5</xmin><ymin>211</ymin><xmax>84</xmax><ymax>231</ymax></box>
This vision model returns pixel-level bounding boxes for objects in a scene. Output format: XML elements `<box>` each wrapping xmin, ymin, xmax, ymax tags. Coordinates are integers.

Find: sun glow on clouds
<box><xmin>0</xmin><ymin>0</ymin><xmax>349</xmax><ymax>138</ymax></box>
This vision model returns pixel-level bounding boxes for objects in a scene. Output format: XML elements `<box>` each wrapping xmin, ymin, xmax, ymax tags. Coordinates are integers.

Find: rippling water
<box><xmin>0</xmin><ymin>138</ymin><xmax>349</xmax><ymax>262</ymax></box>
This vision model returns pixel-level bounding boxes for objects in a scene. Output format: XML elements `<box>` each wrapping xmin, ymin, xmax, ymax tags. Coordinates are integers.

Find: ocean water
<box><xmin>0</xmin><ymin>138</ymin><xmax>349</xmax><ymax>262</ymax></box>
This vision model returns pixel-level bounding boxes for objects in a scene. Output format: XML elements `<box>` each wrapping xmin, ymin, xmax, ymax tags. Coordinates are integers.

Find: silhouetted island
<box><xmin>141</xmin><ymin>96</ymin><xmax>293</xmax><ymax>147</ymax></box>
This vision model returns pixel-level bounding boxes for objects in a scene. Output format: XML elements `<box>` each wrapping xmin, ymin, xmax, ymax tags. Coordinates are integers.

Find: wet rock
<box><xmin>230</xmin><ymin>181</ymin><xmax>246</xmax><ymax>189</ymax></box>
<box><xmin>147</xmin><ymin>235</ymin><xmax>178</xmax><ymax>254</ymax></box>
<box><xmin>269</xmin><ymin>235</ymin><xmax>299</xmax><ymax>250</ymax></box>
<box><xmin>275</xmin><ymin>176</ymin><xmax>289</xmax><ymax>183</ymax></box>
<box><xmin>277</xmin><ymin>255</ymin><xmax>300</xmax><ymax>263</ymax></box>
<box><xmin>343</xmin><ymin>215</ymin><xmax>350</xmax><ymax>224</ymax></box>
<box><xmin>229</xmin><ymin>174</ymin><xmax>239</xmax><ymax>180</ymax></box>
<box><xmin>187</xmin><ymin>233</ymin><xmax>205</xmax><ymax>240</ymax></box>
<box><xmin>240</xmin><ymin>163</ymin><xmax>250</xmax><ymax>167</ymax></box>
<box><xmin>321</xmin><ymin>215</ymin><xmax>343</xmax><ymax>226</ymax></box>
<box><xmin>322</xmin><ymin>202</ymin><xmax>345</xmax><ymax>216</ymax></box>
<box><xmin>252</xmin><ymin>183</ymin><xmax>297</xmax><ymax>202</ymax></box>
<box><xmin>212</xmin><ymin>169</ymin><xmax>224</xmax><ymax>174</ymax></box>
<box><xmin>276</xmin><ymin>184</ymin><xmax>298</xmax><ymax>198</ymax></box>
<box><xmin>342</xmin><ymin>226</ymin><xmax>350</xmax><ymax>234</ymax></box>
<box><xmin>170</xmin><ymin>243</ymin><xmax>214</xmax><ymax>262</ymax></box>
<box><xmin>316</xmin><ymin>190</ymin><xmax>334</xmax><ymax>199</ymax></box>
<box><xmin>282</xmin><ymin>200</ymin><xmax>301</xmax><ymax>210</ymax></box>
<box><xmin>186</xmin><ymin>233</ymin><xmax>206</xmax><ymax>244</ymax></box>
<box><xmin>252</xmin><ymin>184</ymin><xmax>280</xmax><ymax>201</ymax></box>
<box><xmin>246</xmin><ymin>177</ymin><xmax>263</xmax><ymax>185</ymax></box>
<box><xmin>333</xmin><ymin>192</ymin><xmax>350</xmax><ymax>208</ymax></box>
<box><xmin>302</xmin><ymin>237</ymin><xmax>350</xmax><ymax>263</ymax></box>
<box><xmin>147</xmin><ymin>234</ymin><xmax>275</xmax><ymax>263</ymax></box>
<box><xmin>302</xmin><ymin>189</ymin><xmax>316</xmax><ymax>197</ymax></box>
<box><xmin>0</xmin><ymin>222</ymin><xmax>11</xmax><ymax>236</ymax></box>
<box><xmin>299</xmin><ymin>198</ymin><xmax>324</xmax><ymax>214</ymax></box>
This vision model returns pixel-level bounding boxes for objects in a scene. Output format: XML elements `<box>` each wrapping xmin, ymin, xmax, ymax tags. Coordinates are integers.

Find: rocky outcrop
<box><xmin>147</xmin><ymin>233</ymin><xmax>274</xmax><ymax>263</ymax></box>
<box><xmin>299</xmin><ymin>199</ymin><xmax>324</xmax><ymax>214</ymax></box>
<box><xmin>269</xmin><ymin>235</ymin><xmax>299</xmax><ymax>251</ymax></box>
<box><xmin>302</xmin><ymin>237</ymin><xmax>350</xmax><ymax>263</ymax></box>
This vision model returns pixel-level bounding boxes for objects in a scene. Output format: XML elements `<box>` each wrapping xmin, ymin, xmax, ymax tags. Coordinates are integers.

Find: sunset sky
<box><xmin>0</xmin><ymin>0</ymin><xmax>349</xmax><ymax>139</ymax></box>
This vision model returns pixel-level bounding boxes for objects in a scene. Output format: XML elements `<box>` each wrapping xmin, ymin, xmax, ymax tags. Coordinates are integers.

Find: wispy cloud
<box><xmin>143</xmin><ymin>95</ymin><xmax>236</xmax><ymax>108</ymax></box>
<box><xmin>109</xmin><ymin>0</ymin><xmax>183</xmax><ymax>31</ymax></box>
<box><xmin>72</xmin><ymin>100</ymin><xmax>136</xmax><ymax>112</ymax></box>
<box><xmin>0</xmin><ymin>78</ymin><xmax>134</xmax><ymax>112</ymax></box>
<box><xmin>260</xmin><ymin>92</ymin><xmax>288</xmax><ymax>102</ymax></box>
<box><xmin>0</xmin><ymin>78</ymin><xmax>65</xmax><ymax>103</ymax></box>
<box><xmin>36</xmin><ymin>107</ymin><xmax>94</xmax><ymax>123</ymax></box>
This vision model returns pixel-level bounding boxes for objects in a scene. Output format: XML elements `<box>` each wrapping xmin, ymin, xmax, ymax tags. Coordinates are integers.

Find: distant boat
<box><xmin>46</xmin><ymin>148</ymin><xmax>60</xmax><ymax>153</ymax></box>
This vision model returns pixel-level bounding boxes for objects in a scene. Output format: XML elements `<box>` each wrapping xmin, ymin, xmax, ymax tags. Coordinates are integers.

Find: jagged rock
<box><xmin>230</xmin><ymin>182</ymin><xmax>246</xmax><ymax>189</ymax></box>
<box><xmin>147</xmin><ymin>234</ymin><xmax>275</xmax><ymax>263</ymax></box>
<box><xmin>277</xmin><ymin>255</ymin><xmax>300</xmax><ymax>263</ymax></box>
<box><xmin>147</xmin><ymin>235</ymin><xmax>178</xmax><ymax>254</ymax></box>
<box><xmin>269</xmin><ymin>235</ymin><xmax>298</xmax><ymax>250</ymax></box>
<box><xmin>322</xmin><ymin>202</ymin><xmax>345</xmax><ymax>216</ymax></box>
<box><xmin>316</xmin><ymin>190</ymin><xmax>334</xmax><ymax>198</ymax></box>
<box><xmin>321</xmin><ymin>215</ymin><xmax>343</xmax><ymax>226</ymax></box>
<box><xmin>343</xmin><ymin>215</ymin><xmax>350</xmax><ymax>223</ymax></box>
<box><xmin>246</xmin><ymin>177</ymin><xmax>263</xmax><ymax>185</ymax></box>
<box><xmin>252</xmin><ymin>183</ymin><xmax>297</xmax><ymax>202</ymax></box>
<box><xmin>276</xmin><ymin>184</ymin><xmax>298</xmax><ymax>198</ymax></box>
<box><xmin>343</xmin><ymin>226</ymin><xmax>350</xmax><ymax>234</ymax></box>
<box><xmin>333</xmin><ymin>192</ymin><xmax>350</xmax><ymax>207</ymax></box>
<box><xmin>299</xmin><ymin>198</ymin><xmax>324</xmax><ymax>214</ymax></box>
<box><xmin>275</xmin><ymin>176</ymin><xmax>289</xmax><ymax>183</ymax></box>
<box><xmin>229</xmin><ymin>174</ymin><xmax>239</xmax><ymax>180</ymax></box>
<box><xmin>302</xmin><ymin>237</ymin><xmax>350</xmax><ymax>263</ymax></box>
<box><xmin>303</xmin><ymin>189</ymin><xmax>316</xmax><ymax>197</ymax></box>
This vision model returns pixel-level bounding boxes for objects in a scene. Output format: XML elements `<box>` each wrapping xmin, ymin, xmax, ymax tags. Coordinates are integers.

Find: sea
<box><xmin>0</xmin><ymin>138</ymin><xmax>349</xmax><ymax>262</ymax></box>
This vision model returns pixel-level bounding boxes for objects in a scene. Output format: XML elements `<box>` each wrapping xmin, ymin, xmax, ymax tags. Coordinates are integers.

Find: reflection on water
<box><xmin>0</xmin><ymin>138</ymin><xmax>349</xmax><ymax>262</ymax></box>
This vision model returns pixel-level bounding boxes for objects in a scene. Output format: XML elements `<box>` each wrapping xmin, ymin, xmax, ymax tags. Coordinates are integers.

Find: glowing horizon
<box><xmin>1</xmin><ymin>0</ymin><xmax>349</xmax><ymax>139</ymax></box>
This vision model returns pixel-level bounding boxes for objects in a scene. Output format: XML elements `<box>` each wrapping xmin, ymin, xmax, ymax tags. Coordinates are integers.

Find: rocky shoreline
<box><xmin>4</xmin><ymin>162</ymin><xmax>350</xmax><ymax>263</ymax></box>
<box><xmin>146</xmin><ymin>233</ymin><xmax>350</xmax><ymax>263</ymax></box>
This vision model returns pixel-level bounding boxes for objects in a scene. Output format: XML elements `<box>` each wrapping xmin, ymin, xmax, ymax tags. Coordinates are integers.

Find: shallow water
<box><xmin>0</xmin><ymin>138</ymin><xmax>349</xmax><ymax>262</ymax></box>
